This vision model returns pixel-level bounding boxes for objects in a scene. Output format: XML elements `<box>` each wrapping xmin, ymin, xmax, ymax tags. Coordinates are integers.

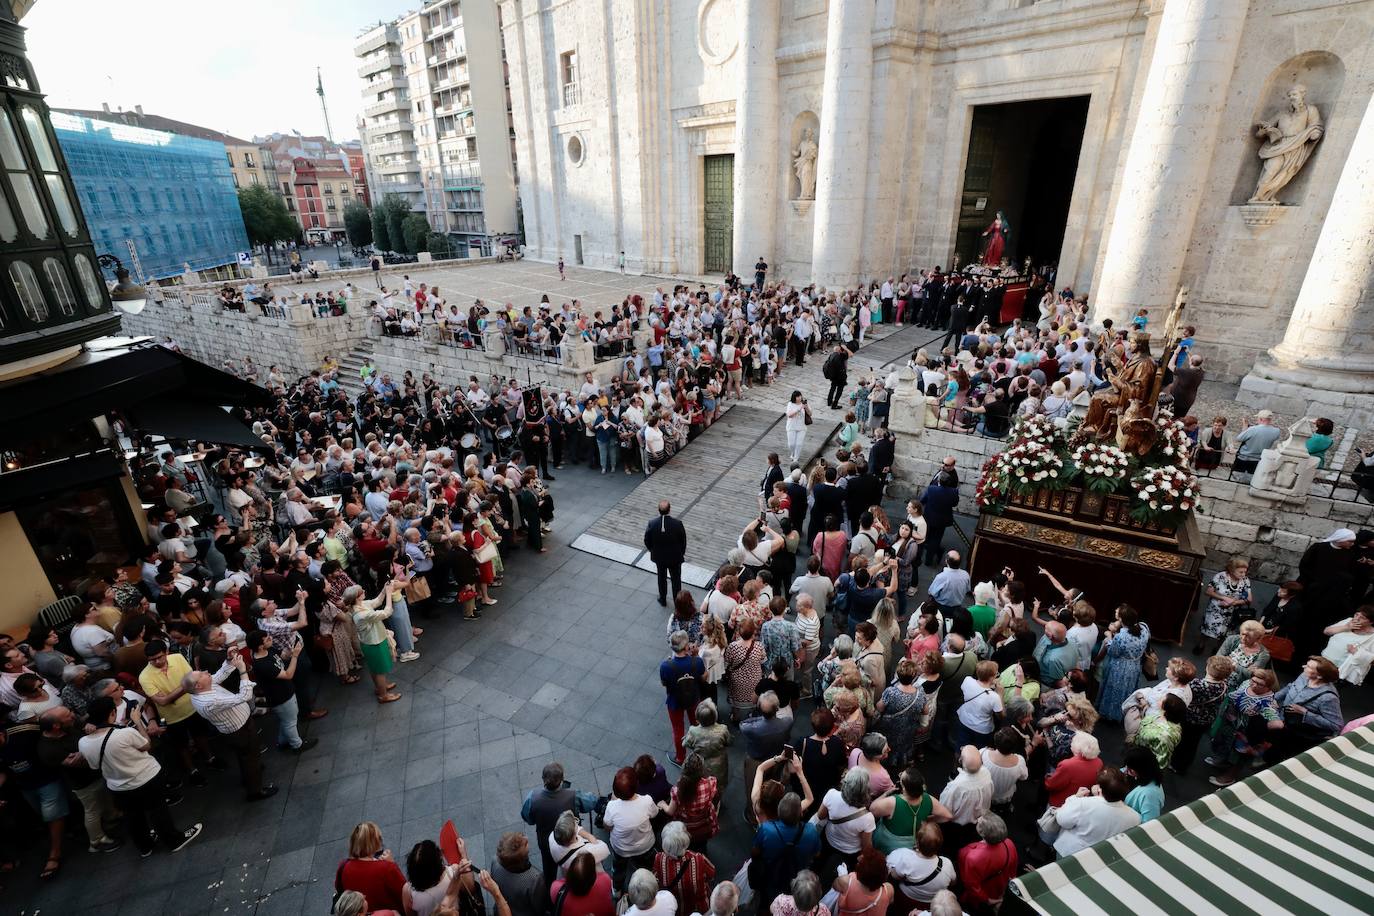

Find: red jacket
<box><xmin>1044</xmin><ymin>755</ymin><xmax>1103</xmax><ymax>808</ymax></box>
<box><xmin>958</xmin><ymin>839</ymin><xmax>1018</xmax><ymax>908</ymax></box>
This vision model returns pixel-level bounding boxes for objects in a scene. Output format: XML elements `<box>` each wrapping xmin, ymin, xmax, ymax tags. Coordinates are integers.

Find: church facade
<box><xmin>499</xmin><ymin>0</ymin><xmax>1374</xmax><ymax>419</ymax></box>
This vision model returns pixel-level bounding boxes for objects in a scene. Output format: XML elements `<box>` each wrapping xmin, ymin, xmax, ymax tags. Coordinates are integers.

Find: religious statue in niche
<box><xmin>1250</xmin><ymin>84</ymin><xmax>1323</xmax><ymax>204</ymax></box>
<box><xmin>792</xmin><ymin>129</ymin><xmax>818</xmax><ymax>200</ymax></box>
<box><xmin>980</xmin><ymin>210</ymin><xmax>1010</xmax><ymax>265</ymax></box>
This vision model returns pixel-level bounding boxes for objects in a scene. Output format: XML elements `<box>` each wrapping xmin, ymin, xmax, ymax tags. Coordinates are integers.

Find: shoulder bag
<box><xmin>474</xmin><ymin>538</ymin><xmax>500</xmax><ymax>565</ymax></box>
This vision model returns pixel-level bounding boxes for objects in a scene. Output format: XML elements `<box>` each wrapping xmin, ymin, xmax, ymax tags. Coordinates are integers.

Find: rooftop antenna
<box><xmin>316</xmin><ymin>67</ymin><xmax>334</xmax><ymax>142</ymax></box>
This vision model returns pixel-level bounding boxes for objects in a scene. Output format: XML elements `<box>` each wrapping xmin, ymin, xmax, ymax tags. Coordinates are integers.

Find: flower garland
<box><xmin>1069</xmin><ymin>442</ymin><xmax>1130</xmax><ymax>493</ymax></box>
<box><xmin>1129</xmin><ymin>465</ymin><xmax>1199</xmax><ymax>525</ymax></box>
<box><xmin>1152</xmin><ymin>415</ymin><xmax>1193</xmax><ymax>468</ymax></box>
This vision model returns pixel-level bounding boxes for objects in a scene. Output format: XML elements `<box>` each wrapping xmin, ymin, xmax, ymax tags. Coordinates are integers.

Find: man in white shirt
<box><xmin>1051</xmin><ymin>767</ymin><xmax>1140</xmax><ymax>858</ymax></box>
<box><xmin>938</xmin><ymin>745</ymin><xmax>993</xmax><ymax>849</ymax></box>
<box><xmin>184</xmin><ymin>658</ymin><xmax>276</xmax><ymax>801</ymax></box>
<box><xmin>79</xmin><ymin>696</ymin><xmax>202</xmax><ymax>855</ymax></box>
<box><xmin>70</xmin><ymin>605</ymin><xmax>115</xmax><ymax>671</ymax></box>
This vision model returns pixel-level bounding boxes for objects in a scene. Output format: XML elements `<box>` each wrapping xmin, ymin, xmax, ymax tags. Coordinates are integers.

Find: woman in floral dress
<box><xmin>1094</xmin><ymin>604</ymin><xmax>1151</xmax><ymax>721</ymax></box>
<box><xmin>320</xmin><ymin>561</ymin><xmax>363</xmax><ymax>683</ymax></box>
<box><xmin>723</xmin><ymin>619</ymin><xmax>766</xmax><ymax>724</ymax></box>
<box><xmin>1206</xmin><ymin>668</ymin><xmax>1282</xmax><ymax>787</ymax></box>
<box><xmin>1195</xmin><ymin>557</ymin><xmax>1252</xmax><ymax>657</ymax></box>
<box><xmin>874</xmin><ymin>658</ymin><xmax>924</xmax><ymax>769</ymax></box>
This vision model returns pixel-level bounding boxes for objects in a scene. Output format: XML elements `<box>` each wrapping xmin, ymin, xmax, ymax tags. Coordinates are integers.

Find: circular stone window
<box><xmin>566</xmin><ymin>134</ymin><xmax>584</xmax><ymax>167</ymax></box>
<box><xmin>697</xmin><ymin>0</ymin><xmax>738</xmax><ymax>66</ymax></box>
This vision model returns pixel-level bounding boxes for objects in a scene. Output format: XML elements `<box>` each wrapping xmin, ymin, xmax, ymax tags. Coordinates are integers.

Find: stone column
<box><xmin>811</xmin><ymin>0</ymin><xmax>874</xmax><ymax>289</ymax></box>
<box><xmin>1248</xmin><ymin>90</ymin><xmax>1374</xmax><ymax>391</ymax></box>
<box><xmin>1091</xmin><ymin>0</ymin><xmax>1250</xmax><ymax>324</ymax></box>
<box><xmin>731</xmin><ymin>1</ymin><xmax>780</xmax><ymax>277</ymax></box>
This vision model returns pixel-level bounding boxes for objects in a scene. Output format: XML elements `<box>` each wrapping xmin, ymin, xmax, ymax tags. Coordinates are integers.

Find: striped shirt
<box><xmin>188</xmin><ymin>661</ymin><xmax>254</xmax><ymax>734</ymax></box>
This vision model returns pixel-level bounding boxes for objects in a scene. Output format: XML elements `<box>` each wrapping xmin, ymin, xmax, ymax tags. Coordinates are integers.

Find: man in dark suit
<box><xmin>807</xmin><ymin>466</ymin><xmax>846</xmax><ymax>546</ymax></box>
<box><xmin>784</xmin><ymin>469</ymin><xmax>809</xmax><ymax>534</ymax></box>
<box><xmin>644</xmin><ymin>500</ymin><xmax>687</xmax><ymax>606</ymax></box>
<box><xmin>844</xmin><ymin>462</ymin><xmax>883</xmax><ymax>536</ymax></box>
<box><xmin>919</xmin><ymin>471</ymin><xmax>961</xmax><ymax>567</ymax></box>
<box><xmin>942</xmin><ymin>295</ymin><xmax>971</xmax><ymax>352</ymax></box>
<box><xmin>867</xmin><ymin>428</ymin><xmax>896</xmax><ymax>488</ymax></box>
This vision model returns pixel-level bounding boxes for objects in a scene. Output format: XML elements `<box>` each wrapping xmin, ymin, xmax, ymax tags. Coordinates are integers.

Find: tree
<box><xmin>343</xmin><ymin>200</ymin><xmax>372</xmax><ymax>248</ymax></box>
<box><xmin>371</xmin><ymin>206</ymin><xmax>390</xmax><ymax>252</ymax></box>
<box><xmin>237</xmin><ymin>186</ymin><xmax>296</xmax><ymax>264</ymax></box>
<box><xmin>403</xmin><ymin>214</ymin><xmax>430</xmax><ymax>254</ymax></box>
<box><xmin>385</xmin><ymin>194</ymin><xmax>411</xmax><ymax>254</ymax></box>
<box><xmin>427</xmin><ymin>232</ymin><xmax>452</xmax><ymax>258</ymax></box>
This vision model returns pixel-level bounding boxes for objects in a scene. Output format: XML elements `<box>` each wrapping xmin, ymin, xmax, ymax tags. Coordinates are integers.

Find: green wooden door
<box><xmin>703</xmin><ymin>154</ymin><xmax>733</xmax><ymax>274</ymax></box>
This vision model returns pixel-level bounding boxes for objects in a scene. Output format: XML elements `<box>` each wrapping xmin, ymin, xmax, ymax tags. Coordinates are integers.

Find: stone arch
<box><xmin>788</xmin><ymin>110</ymin><xmax>820</xmax><ymax>200</ymax></box>
<box><xmin>1231</xmin><ymin>51</ymin><xmax>1344</xmax><ymax>205</ymax></box>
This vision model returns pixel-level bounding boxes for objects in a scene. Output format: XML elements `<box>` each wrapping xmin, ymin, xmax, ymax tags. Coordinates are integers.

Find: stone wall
<box><xmin>890</xmin><ymin>425</ymin><xmax>1374</xmax><ymax>582</ymax></box>
<box><xmin>365</xmin><ymin>331</ymin><xmax>622</xmax><ymax>396</ymax></box>
<box><xmin>119</xmin><ymin>291</ymin><xmax>369</xmax><ymax>380</ymax></box>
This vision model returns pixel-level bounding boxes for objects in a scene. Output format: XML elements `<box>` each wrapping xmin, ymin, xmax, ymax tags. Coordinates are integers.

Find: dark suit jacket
<box><xmin>761</xmin><ymin>463</ymin><xmax>784</xmax><ymax>496</ymax></box>
<box><xmin>809</xmin><ymin>483</ymin><xmax>846</xmax><ymax>541</ymax></box>
<box><xmin>785</xmin><ymin>481</ymin><xmax>809</xmax><ymax>530</ymax></box>
<box><xmin>644</xmin><ymin>514</ymin><xmax>687</xmax><ymax>566</ymax></box>
<box><xmin>868</xmin><ymin>439</ymin><xmax>895</xmax><ymax>476</ymax></box>
<box><xmin>845</xmin><ymin>474</ymin><xmax>883</xmax><ymax>523</ymax></box>
<box><xmin>920</xmin><ymin>483</ymin><xmax>960</xmax><ymax>528</ymax></box>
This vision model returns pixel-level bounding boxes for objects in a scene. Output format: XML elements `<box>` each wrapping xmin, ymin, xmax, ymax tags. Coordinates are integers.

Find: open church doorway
<box><xmin>954</xmin><ymin>96</ymin><xmax>1089</xmax><ymax>272</ymax></box>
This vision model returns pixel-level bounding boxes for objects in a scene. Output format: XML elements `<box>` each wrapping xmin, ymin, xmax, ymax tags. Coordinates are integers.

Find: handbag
<box><xmin>1141</xmin><ymin>646</ymin><xmax>1158</xmax><ymax>680</ymax></box>
<box><xmin>474</xmin><ymin>539</ymin><xmax>500</xmax><ymax>564</ymax></box>
<box><xmin>804</xmin><ymin>406</ymin><xmax>813</xmax><ymax>426</ymax></box>
<box><xmin>1036</xmin><ymin>805</ymin><xmax>1060</xmax><ymax>841</ymax></box>
<box><xmin>1261</xmin><ymin>633</ymin><xmax>1295</xmax><ymax>665</ymax></box>
<box><xmin>404</xmin><ymin>575</ymin><xmax>432</xmax><ymax>603</ymax></box>
<box><xmin>312</xmin><ymin>632</ymin><xmax>335</xmax><ymax>653</ymax></box>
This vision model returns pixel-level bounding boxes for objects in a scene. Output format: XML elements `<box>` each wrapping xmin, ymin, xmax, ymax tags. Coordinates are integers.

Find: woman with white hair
<box><xmin>769</xmin><ymin>870</ymin><xmax>825</xmax><ymax>916</ymax></box>
<box><xmin>815</xmin><ymin>766</ymin><xmax>876</xmax><ymax>869</ymax></box>
<box><xmin>548</xmin><ymin>810</ymin><xmax>610</xmax><ymax>878</ymax></box>
<box><xmin>967</xmin><ymin>582</ymin><xmax>998</xmax><ymax>641</ymax></box>
<box><xmin>956</xmin><ymin>812</ymin><xmax>1018</xmax><ymax>913</ymax></box>
<box><xmin>703</xmin><ymin>881</ymin><xmax>739</xmax><ymax>916</ymax></box>
<box><xmin>652</xmin><ymin>821</ymin><xmax>715</xmax><ymax>914</ymax></box>
<box><xmin>1041</xmin><ymin>379</ymin><xmax>1071</xmax><ymax>419</ymax></box>
<box><xmin>1044</xmin><ymin>731</ymin><xmax>1103</xmax><ymax>808</ymax></box>
<box><xmin>342</xmin><ymin>582</ymin><xmax>401</xmax><ymax>703</ymax></box>
<box><xmin>624</xmin><ymin>868</ymin><xmax>677</xmax><ymax>916</ymax></box>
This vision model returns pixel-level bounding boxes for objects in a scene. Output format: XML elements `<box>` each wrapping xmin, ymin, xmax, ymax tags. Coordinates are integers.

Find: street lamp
<box><xmin>96</xmin><ymin>254</ymin><xmax>147</xmax><ymax>315</ymax></box>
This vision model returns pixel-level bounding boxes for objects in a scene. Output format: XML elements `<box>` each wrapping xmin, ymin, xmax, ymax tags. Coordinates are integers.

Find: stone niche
<box><xmin>1229</xmin><ymin>50</ymin><xmax>1345</xmax><ymax>208</ymax></box>
<box><xmin>788</xmin><ymin>110</ymin><xmax>820</xmax><ymax>202</ymax></box>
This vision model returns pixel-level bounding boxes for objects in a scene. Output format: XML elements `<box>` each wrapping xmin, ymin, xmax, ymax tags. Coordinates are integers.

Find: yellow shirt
<box><xmin>138</xmin><ymin>654</ymin><xmax>195</xmax><ymax>724</ymax></box>
<box><xmin>94</xmin><ymin>604</ymin><xmax>122</xmax><ymax>634</ymax></box>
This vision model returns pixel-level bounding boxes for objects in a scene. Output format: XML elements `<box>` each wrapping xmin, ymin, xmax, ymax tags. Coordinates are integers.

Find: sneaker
<box><xmin>399</xmin><ymin>651</ymin><xmax>420</xmax><ymax>662</ymax></box>
<box><xmin>292</xmin><ymin>737</ymin><xmax>320</xmax><ymax>754</ymax></box>
<box><xmin>1208</xmin><ymin>775</ymin><xmax>1235</xmax><ymax>787</ymax></box>
<box><xmin>89</xmin><ymin>839</ymin><xmax>123</xmax><ymax>854</ymax></box>
<box><xmin>545</xmin><ymin>474</ymin><xmax>556</xmax><ymax>481</ymax></box>
<box><xmin>172</xmin><ymin>824</ymin><xmax>203</xmax><ymax>853</ymax></box>
<box><xmin>1203</xmin><ymin>756</ymin><xmax>1221</xmax><ymax>768</ymax></box>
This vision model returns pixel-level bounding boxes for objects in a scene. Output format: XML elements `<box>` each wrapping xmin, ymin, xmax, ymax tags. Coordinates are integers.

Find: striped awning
<box><xmin>1009</xmin><ymin>725</ymin><xmax>1374</xmax><ymax>916</ymax></box>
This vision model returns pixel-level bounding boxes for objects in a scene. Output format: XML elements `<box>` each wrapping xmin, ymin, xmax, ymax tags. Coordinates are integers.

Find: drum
<box><xmin>496</xmin><ymin>425</ymin><xmax>514</xmax><ymax>441</ymax></box>
<box><xmin>460</xmin><ymin>432</ymin><xmax>480</xmax><ymax>449</ymax></box>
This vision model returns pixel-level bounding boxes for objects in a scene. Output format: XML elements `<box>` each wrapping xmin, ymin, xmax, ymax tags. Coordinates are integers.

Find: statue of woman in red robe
<box><xmin>980</xmin><ymin>210</ymin><xmax>1009</xmax><ymax>266</ymax></box>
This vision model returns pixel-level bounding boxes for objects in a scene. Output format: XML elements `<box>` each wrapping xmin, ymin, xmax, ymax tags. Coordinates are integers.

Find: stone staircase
<box><xmin>336</xmin><ymin>339</ymin><xmax>375</xmax><ymax>399</ymax></box>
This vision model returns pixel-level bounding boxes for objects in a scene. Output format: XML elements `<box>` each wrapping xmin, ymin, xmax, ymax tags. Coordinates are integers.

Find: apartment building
<box><xmin>354</xmin><ymin>0</ymin><xmax>517</xmax><ymax>253</ymax></box>
<box><xmin>255</xmin><ymin>132</ymin><xmax>367</xmax><ymax>240</ymax></box>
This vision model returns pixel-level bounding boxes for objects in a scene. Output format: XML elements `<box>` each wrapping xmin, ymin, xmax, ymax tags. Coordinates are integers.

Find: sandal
<box><xmin>341</xmin><ymin>675</ymin><xmax>361</xmax><ymax>685</ymax></box>
<box><xmin>482</xmin><ymin>598</ymin><xmax>498</xmax><ymax>606</ymax></box>
<box><xmin>40</xmin><ymin>857</ymin><xmax>60</xmax><ymax>880</ymax></box>
<box><xmin>377</xmin><ymin>693</ymin><xmax>402</xmax><ymax>704</ymax></box>
<box><xmin>412</xmin><ymin>627</ymin><xmax>423</xmax><ymax>637</ymax></box>
<box><xmin>385</xmin><ymin>682</ymin><xmax>397</xmax><ymax>691</ymax></box>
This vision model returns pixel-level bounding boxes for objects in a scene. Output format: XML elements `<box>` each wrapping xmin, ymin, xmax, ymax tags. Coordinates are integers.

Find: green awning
<box><xmin>1009</xmin><ymin>725</ymin><xmax>1374</xmax><ymax>916</ymax></box>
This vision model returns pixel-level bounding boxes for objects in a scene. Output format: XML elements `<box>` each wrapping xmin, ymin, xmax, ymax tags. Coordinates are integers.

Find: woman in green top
<box><xmin>342</xmin><ymin>581</ymin><xmax>401</xmax><ymax>704</ymax></box>
<box><xmin>1306</xmin><ymin>418</ymin><xmax>1335</xmax><ymax>468</ymax></box>
<box><xmin>682</xmin><ymin>699</ymin><xmax>732</xmax><ymax>786</ymax></box>
<box><xmin>868</xmin><ymin>767</ymin><xmax>952</xmax><ymax>854</ymax></box>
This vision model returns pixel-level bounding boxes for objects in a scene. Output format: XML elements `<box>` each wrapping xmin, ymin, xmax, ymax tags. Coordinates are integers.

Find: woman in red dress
<box><xmin>462</xmin><ymin>512</ymin><xmax>499</xmax><ymax>606</ymax></box>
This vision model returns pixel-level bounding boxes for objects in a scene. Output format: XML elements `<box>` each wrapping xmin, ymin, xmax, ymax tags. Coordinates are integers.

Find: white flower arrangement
<box><xmin>1071</xmin><ymin>442</ymin><xmax>1131</xmax><ymax>493</ymax></box>
<box><xmin>1130</xmin><ymin>465</ymin><xmax>1199</xmax><ymax>519</ymax></box>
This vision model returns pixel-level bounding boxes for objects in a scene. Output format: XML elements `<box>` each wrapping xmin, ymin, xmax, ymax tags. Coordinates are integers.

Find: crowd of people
<box><xmin>5</xmin><ymin>258</ymin><xmax>1370</xmax><ymax>916</ymax></box>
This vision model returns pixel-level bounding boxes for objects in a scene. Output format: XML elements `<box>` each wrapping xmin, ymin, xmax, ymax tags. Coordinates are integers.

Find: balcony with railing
<box><xmin>562</xmin><ymin>81</ymin><xmax>580</xmax><ymax>106</ymax></box>
<box><xmin>368</xmin><ymin>115</ymin><xmax>413</xmax><ymax>133</ymax></box>
<box><xmin>361</xmin><ymin>72</ymin><xmax>401</xmax><ymax>95</ymax></box>
<box><xmin>441</xmin><ymin>163</ymin><xmax>483</xmax><ymax>189</ymax></box>
<box><xmin>357</xmin><ymin>52</ymin><xmax>404</xmax><ymax>77</ymax></box>
<box><xmin>363</xmin><ymin>95</ymin><xmax>409</xmax><ymax>118</ymax></box>
<box><xmin>376</xmin><ymin>180</ymin><xmax>422</xmax><ymax>195</ymax></box>
<box><xmin>376</xmin><ymin>158</ymin><xmax>419</xmax><ymax>175</ymax></box>
<box><xmin>369</xmin><ymin>136</ymin><xmax>415</xmax><ymax>154</ymax></box>
<box><xmin>354</xmin><ymin>27</ymin><xmax>393</xmax><ymax>57</ymax></box>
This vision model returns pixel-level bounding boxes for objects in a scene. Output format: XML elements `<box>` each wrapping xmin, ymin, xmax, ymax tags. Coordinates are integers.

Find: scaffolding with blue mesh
<box><xmin>50</xmin><ymin>112</ymin><xmax>249</xmax><ymax>281</ymax></box>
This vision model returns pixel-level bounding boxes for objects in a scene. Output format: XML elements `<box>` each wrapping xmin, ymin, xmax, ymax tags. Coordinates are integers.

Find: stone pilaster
<box><xmin>1091</xmin><ymin>0</ymin><xmax>1250</xmax><ymax>324</ymax></box>
<box><xmin>810</xmin><ymin>0</ymin><xmax>874</xmax><ymax>290</ymax></box>
<box><xmin>731</xmin><ymin>1</ymin><xmax>780</xmax><ymax>277</ymax></box>
<box><xmin>1251</xmin><ymin>89</ymin><xmax>1374</xmax><ymax>390</ymax></box>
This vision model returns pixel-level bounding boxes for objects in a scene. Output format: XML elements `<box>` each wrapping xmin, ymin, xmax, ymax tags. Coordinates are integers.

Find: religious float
<box><xmin>968</xmin><ymin>292</ymin><xmax>1204</xmax><ymax>643</ymax></box>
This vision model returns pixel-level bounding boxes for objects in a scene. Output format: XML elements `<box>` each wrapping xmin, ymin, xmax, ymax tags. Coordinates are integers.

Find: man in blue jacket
<box><xmin>644</xmin><ymin>500</ymin><xmax>687</xmax><ymax>606</ymax></box>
